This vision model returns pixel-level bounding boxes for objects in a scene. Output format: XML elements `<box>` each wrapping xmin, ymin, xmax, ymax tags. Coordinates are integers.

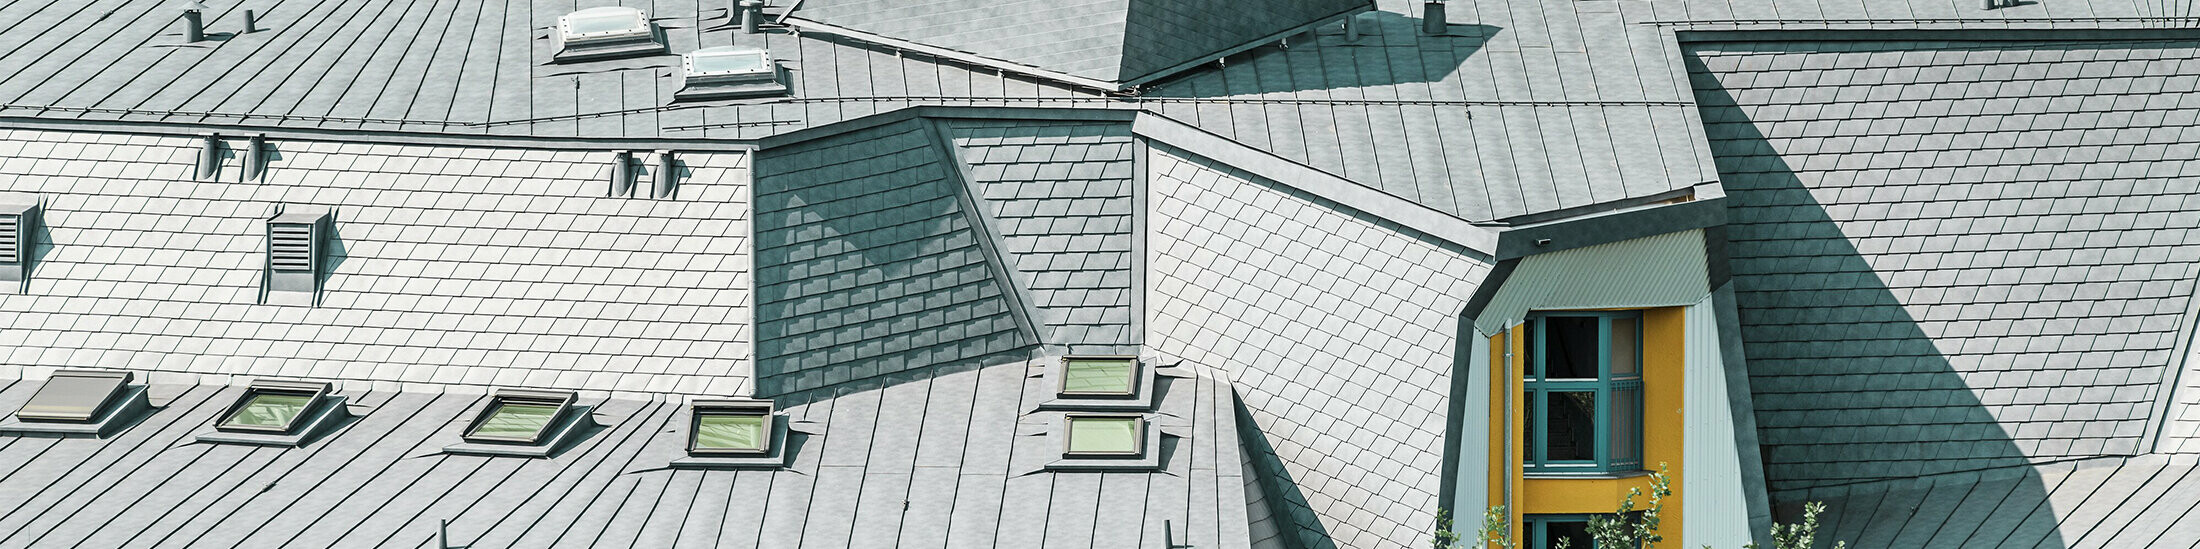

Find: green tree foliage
<box><xmin>1436</xmin><ymin>461</ymin><xmax>1847</xmax><ymax>549</ymax></box>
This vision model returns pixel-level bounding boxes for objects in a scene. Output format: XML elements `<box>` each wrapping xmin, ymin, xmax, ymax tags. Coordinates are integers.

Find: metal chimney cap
<box><xmin>177</xmin><ymin>0</ymin><xmax>210</xmax><ymax>12</ymax></box>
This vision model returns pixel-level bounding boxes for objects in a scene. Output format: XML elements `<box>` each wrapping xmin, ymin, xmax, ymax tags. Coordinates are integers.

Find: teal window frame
<box><xmin>1523</xmin><ymin>514</ymin><xmax>1596</xmax><ymax>549</ymax></box>
<box><xmin>1523</xmin><ymin>311</ymin><xmax>1644</xmax><ymax>474</ymax></box>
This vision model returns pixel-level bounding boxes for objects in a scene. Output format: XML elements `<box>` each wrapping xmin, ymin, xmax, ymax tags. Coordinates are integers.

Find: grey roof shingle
<box><xmin>1692</xmin><ymin>39</ymin><xmax>2200</xmax><ymax>491</ymax></box>
<box><xmin>0</xmin><ymin>363</ymin><xmax>1249</xmax><ymax>548</ymax></box>
<box><xmin>946</xmin><ymin>119</ymin><xmax>1138</xmax><ymax>351</ymax></box>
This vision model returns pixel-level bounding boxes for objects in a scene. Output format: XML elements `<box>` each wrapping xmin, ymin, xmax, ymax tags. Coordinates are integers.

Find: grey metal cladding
<box><xmin>788</xmin><ymin>0</ymin><xmax>1365</xmax><ymax>84</ymax></box>
<box><xmin>1783</xmin><ymin>455</ymin><xmax>2200</xmax><ymax>549</ymax></box>
<box><xmin>1690</xmin><ymin>40</ymin><xmax>2200</xmax><ymax>491</ymax></box>
<box><xmin>752</xmin><ymin>119</ymin><xmax>1032</xmax><ymax>397</ymax></box>
<box><xmin>0</xmin><ymin>363</ymin><xmax>1249</xmax><ymax>548</ymax></box>
<box><xmin>946</xmin><ymin>120</ymin><xmax>1138</xmax><ymax>350</ymax></box>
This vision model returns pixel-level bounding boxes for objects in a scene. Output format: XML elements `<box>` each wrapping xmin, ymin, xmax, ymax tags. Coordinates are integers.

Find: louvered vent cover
<box><xmin>269</xmin><ymin>223</ymin><xmax>314</xmax><ymax>271</ymax></box>
<box><xmin>0</xmin><ymin>213</ymin><xmax>18</xmax><ymax>264</ymax></box>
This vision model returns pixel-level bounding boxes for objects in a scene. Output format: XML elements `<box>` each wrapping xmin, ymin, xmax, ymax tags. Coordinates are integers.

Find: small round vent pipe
<box><xmin>178</xmin><ymin>0</ymin><xmax>210</xmax><ymax>43</ymax></box>
<box><xmin>741</xmin><ymin>0</ymin><xmax>764</xmax><ymax>34</ymax></box>
<box><xmin>1422</xmin><ymin>1</ymin><xmax>1447</xmax><ymax>35</ymax></box>
<box><xmin>651</xmin><ymin>150</ymin><xmax>676</xmax><ymax>199</ymax></box>
<box><xmin>610</xmin><ymin>150</ymin><xmax>634</xmax><ymax>197</ymax></box>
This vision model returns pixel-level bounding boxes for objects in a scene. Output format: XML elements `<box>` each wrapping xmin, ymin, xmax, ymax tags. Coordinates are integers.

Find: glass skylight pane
<box><xmin>569</xmin><ymin>12</ymin><xmax>640</xmax><ymax>35</ymax></box>
<box><xmin>692</xmin><ymin>52</ymin><xmax>765</xmax><ymax>74</ymax></box>
<box><xmin>18</xmin><ymin>375</ymin><xmax>126</xmax><ymax>422</ymax></box>
<box><xmin>474</xmin><ymin>402</ymin><xmax>561</xmax><ymax>441</ymax></box>
<box><xmin>1062</xmin><ymin>357</ymin><xmax>1135</xmax><ymax>395</ymax></box>
<box><xmin>224</xmin><ymin>392</ymin><xmax>314</xmax><ymax>429</ymax></box>
<box><xmin>1067</xmin><ymin>416</ymin><xmax>1140</xmax><ymax>455</ymax></box>
<box><xmin>695</xmin><ymin>414</ymin><xmax>768</xmax><ymax>451</ymax></box>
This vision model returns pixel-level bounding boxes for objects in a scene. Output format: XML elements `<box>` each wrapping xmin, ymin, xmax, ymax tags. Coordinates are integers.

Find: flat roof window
<box><xmin>560</xmin><ymin>7</ymin><xmax>649</xmax><ymax>43</ymax></box>
<box><xmin>1064</xmin><ymin>414</ymin><xmax>1144</xmax><ymax>457</ymax></box>
<box><xmin>1059</xmin><ymin>356</ymin><xmax>1138</xmax><ymax>397</ymax></box>
<box><xmin>215</xmin><ymin>380</ymin><xmax>330</xmax><ymax>434</ymax></box>
<box><xmin>16</xmin><ymin>370</ymin><xmax>131</xmax><ymax>423</ymax></box>
<box><xmin>462</xmin><ymin>389</ymin><xmax>576</xmax><ymax>445</ymax></box>
<box><xmin>688</xmin><ymin>398</ymin><xmax>774</xmax><ymax>456</ymax></box>
<box><xmin>686</xmin><ymin>47</ymin><xmax>771</xmax><ymax>78</ymax></box>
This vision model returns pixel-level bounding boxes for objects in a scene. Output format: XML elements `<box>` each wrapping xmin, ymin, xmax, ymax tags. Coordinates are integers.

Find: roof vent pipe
<box><xmin>610</xmin><ymin>150</ymin><xmax>635</xmax><ymax>197</ymax></box>
<box><xmin>243</xmin><ymin>10</ymin><xmax>257</xmax><ymax>34</ymax></box>
<box><xmin>243</xmin><ymin>134</ymin><xmax>266</xmax><ymax>182</ymax></box>
<box><xmin>197</xmin><ymin>133</ymin><xmax>220</xmax><ymax>181</ymax></box>
<box><xmin>651</xmin><ymin>150</ymin><xmax>676</xmax><ymax>199</ymax></box>
<box><xmin>1344</xmin><ymin>13</ymin><xmax>1362</xmax><ymax>42</ymax></box>
<box><xmin>1422</xmin><ymin>1</ymin><xmax>1446</xmax><ymax>35</ymax></box>
<box><xmin>178</xmin><ymin>0</ymin><xmax>208</xmax><ymax>43</ymax></box>
<box><xmin>740</xmin><ymin>0</ymin><xmax>764</xmax><ymax>34</ymax></box>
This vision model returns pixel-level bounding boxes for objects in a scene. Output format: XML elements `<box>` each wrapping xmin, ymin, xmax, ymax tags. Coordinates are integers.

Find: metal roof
<box><xmin>0</xmin><ymin>360</ymin><xmax>1249</xmax><ymax>549</ymax></box>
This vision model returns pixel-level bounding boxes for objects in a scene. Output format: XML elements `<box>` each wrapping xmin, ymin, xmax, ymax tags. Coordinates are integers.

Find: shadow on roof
<box><xmin>1142</xmin><ymin>13</ymin><xmax>1497</xmax><ymax>97</ymax></box>
<box><xmin>1689</xmin><ymin>58</ymin><xmax>2060</xmax><ymax>548</ymax></box>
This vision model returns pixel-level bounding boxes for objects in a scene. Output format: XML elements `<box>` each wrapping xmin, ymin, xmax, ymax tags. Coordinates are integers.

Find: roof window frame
<box><xmin>1040</xmin><ymin>354</ymin><xmax>1157</xmax><ymax>412</ymax></box>
<box><xmin>12</xmin><ymin>370</ymin><xmax>133</xmax><ymax>423</ymax></box>
<box><xmin>213</xmin><ymin>379</ymin><xmax>332</xmax><ymax>434</ymax></box>
<box><xmin>1062</xmin><ymin>413</ymin><xmax>1147</xmax><ymax>458</ymax></box>
<box><xmin>685</xmin><ymin>398</ymin><xmax>776</xmax><ymax>457</ymax></box>
<box><xmin>460</xmin><ymin>389</ymin><xmax>578</xmax><ymax>445</ymax></box>
<box><xmin>558</xmin><ymin>6</ymin><xmax>651</xmax><ymax>44</ymax></box>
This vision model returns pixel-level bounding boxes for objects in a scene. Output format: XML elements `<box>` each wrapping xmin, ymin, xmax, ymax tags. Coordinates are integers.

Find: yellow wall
<box><xmin>1486</xmin><ymin>307</ymin><xmax>1686</xmax><ymax>547</ymax></box>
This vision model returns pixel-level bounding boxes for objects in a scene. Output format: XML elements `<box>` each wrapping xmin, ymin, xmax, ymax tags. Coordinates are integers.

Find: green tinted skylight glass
<box><xmin>472</xmin><ymin>402</ymin><xmax>562</xmax><ymax>442</ymax></box>
<box><xmin>695</xmin><ymin>413</ymin><xmax>768</xmax><ymax>452</ymax></box>
<box><xmin>1066</xmin><ymin>416</ymin><xmax>1141</xmax><ymax>455</ymax></box>
<box><xmin>222</xmin><ymin>392</ymin><xmax>314</xmax><ymax>430</ymax></box>
<box><xmin>1061</xmin><ymin>357</ymin><xmax>1136</xmax><ymax>396</ymax></box>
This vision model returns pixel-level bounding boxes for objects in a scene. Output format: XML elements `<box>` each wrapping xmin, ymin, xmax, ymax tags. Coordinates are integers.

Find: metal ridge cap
<box><xmin>779</xmin><ymin>17</ymin><xmax>1130</xmax><ymax>93</ymax></box>
<box><xmin>0</xmin><ymin>116</ymin><xmax>760</xmax><ymax>151</ymax></box>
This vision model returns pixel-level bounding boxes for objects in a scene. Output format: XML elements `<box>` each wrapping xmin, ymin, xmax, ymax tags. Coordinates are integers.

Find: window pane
<box><xmin>1063</xmin><ymin>357</ymin><xmax>1136</xmax><ymax>395</ymax></box>
<box><xmin>694</xmin><ymin>52</ymin><xmax>766</xmax><ymax>74</ymax></box>
<box><xmin>696</xmin><ymin>413</ymin><xmax>768</xmax><ymax>451</ymax></box>
<box><xmin>1545</xmin><ymin>391</ymin><xmax>1597</xmax><ymax>461</ymax></box>
<box><xmin>225</xmin><ymin>392</ymin><xmax>314</xmax><ymax>429</ymax></box>
<box><xmin>1523</xmin><ymin>392</ymin><xmax>1537</xmax><ymax>463</ymax></box>
<box><xmin>570</xmin><ymin>11</ymin><xmax>641</xmax><ymax>34</ymax></box>
<box><xmin>1067</xmin><ymin>416</ymin><xmax>1140</xmax><ymax>454</ymax></box>
<box><xmin>1542</xmin><ymin>520</ymin><xmax>1591</xmax><ymax>549</ymax></box>
<box><xmin>1519</xmin><ymin>322</ymin><xmax>1536</xmax><ymax>378</ymax></box>
<box><xmin>1541</xmin><ymin>317</ymin><xmax>1599</xmax><ymax>379</ymax></box>
<box><xmin>474</xmin><ymin>402</ymin><xmax>561</xmax><ymax>441</ymax></box>
<box><xmin>1610</xmin><ymin>317</ymin><xmax>1638</xmax><ymax>376</ymax></box>
<box><xmin>1612</xmin><ymin>387</ymin><xmax>1641</xmax><ymax>466</ymax></box>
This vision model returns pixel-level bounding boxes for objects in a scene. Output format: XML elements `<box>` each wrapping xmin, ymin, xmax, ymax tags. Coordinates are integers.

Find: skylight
<box><xmin>15</xmin><ymin>370</ymin><xmax>131</xmax><ymax>423</ymax></box>
<box><xmin>684</xmin><ymin>47</ymin><xmax>772</xmax><ymax>80</ymax></box>
<box><xmin>1064</xmin><ymin>414</ymin><xmax>1144</xmax><ymax>457</ymax></box>
<box><xmin>688</xmin><ymin>398</ymin><xmax>775</xmax><ymax>456</ymax></box>
<box><xmin>559</xmin><ymin>7</ymin><xmax>649</xmax><ymax>43</ymax></box>
<box><xmin>214</xmin><ymin>380</ymin><xmax>330</xmax><ymax>434</ymax></box>
<box><xmin>1059</xmin><ymin>356</ymin><xmax>1138</xmax><ymax>397</ymax></box>
<box><xmin>462</xmin><ymin>389</ymin><xmax>576</xmax><ymax>445</ymax></box>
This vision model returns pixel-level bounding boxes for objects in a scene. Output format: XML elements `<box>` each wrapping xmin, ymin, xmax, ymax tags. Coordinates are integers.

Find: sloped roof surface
<box><xmin>789</xmin><ymin>0</ymin><xmax>1367</xmax><ymax>84</ymax></box>
<box><xmin>0</xmin><ymin>128</ymin><xmax>754</xmax><ymax>397</ymax></box>
<box><xmin>1787</xmin><ymin>455</ymin><xmax>2200</xmax><ymax>549</ymax></box>
<box><xmin>751</xmin><ymin>118</ymin><xmax>1029</xmax><ymax>396</ymax></box>
<box><xmin>945</xmin><ymin>120</ymin><xmax>1139</xmax><ymax>352</ymax></box>
<box><xmin>0</xmin><ymin>361</ymin><xmax>1249</xmax><ymax>548</ymax></box>
<box><xmin>1692</xmin><ymin>39</ymin><xmax>2200</xmax><ymax>491</ymax></box>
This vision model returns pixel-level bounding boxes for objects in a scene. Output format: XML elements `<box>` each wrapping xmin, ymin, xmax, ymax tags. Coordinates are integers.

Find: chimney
<box><xmin>1422</xmin><ymin>1</ymin><xmax>1447</xmax><ymax>35</ymax></box>
<box><xmin>651</xmin><ymin>150</ymin><xmax>676</xmax><ymax>199</ymax></box>
<box><xmin>741</xmin><ymin>0</ymin><xmax>764</xmax><ymax>34</ymax></box>
<box><xmin>179</xmin><ymin>0</ymin><xmax>209</xmax><ymax>43</ymax></box>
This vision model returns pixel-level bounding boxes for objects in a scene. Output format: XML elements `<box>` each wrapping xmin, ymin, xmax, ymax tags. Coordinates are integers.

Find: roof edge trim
<box><xmin>0</xmin><ymin>117</ymin><xmax>759</xmax><ymax>152</ymax></box>
<box><xmin>781</xmin><ymin>18</ymin><xmax>1127</xmax><ymax>92</ymax></box>
<box><xmin>754</xmin><ymin>106</ymin><xmax>1134</xmax><ymax>149</ymax></box>
<box><xmin>2141</xmin><ymin>261</ymin><xmax>2200</xmax><ymax>453</ymax></box>
<box><xmin>1494</xmin><ymin>196</ymin><xmax>1725</xmax><ymax>261</ymax></box>
<box><xmin>1131</xmin><ymin>112</ymin><xmax>1497</xmax><ymax>255</ymax></box>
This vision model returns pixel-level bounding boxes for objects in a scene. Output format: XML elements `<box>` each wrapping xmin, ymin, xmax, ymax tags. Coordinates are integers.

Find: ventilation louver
<box><xmin>0</xmin><ymin>199</ymin><xmax>34</xmax><ymax>292</ymax></box>
<box><xmin>264</xmin><ymin>208</ymin><xmax>330</xmax><ymax>305</ymax></box>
